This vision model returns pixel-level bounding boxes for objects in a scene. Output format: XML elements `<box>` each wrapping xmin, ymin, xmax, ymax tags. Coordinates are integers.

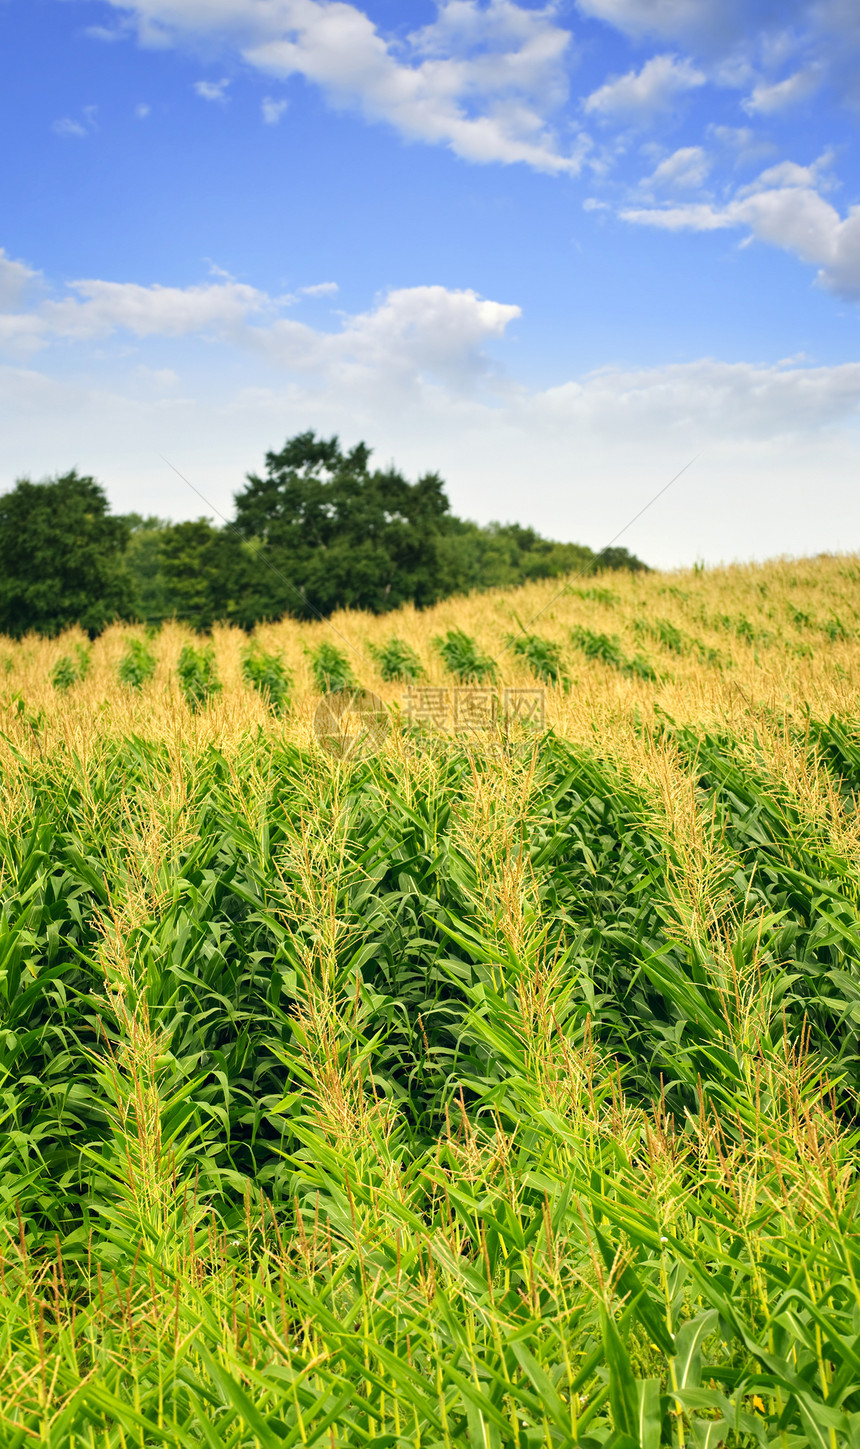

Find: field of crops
<box><xmin>3</xmin><ymin>552</ymin><xmax>860</xmax><ymax>1447</ymax></box>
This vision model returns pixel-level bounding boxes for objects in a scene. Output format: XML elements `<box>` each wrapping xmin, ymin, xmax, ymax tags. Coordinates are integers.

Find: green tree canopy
<box><xmin>158</xmin><ymin>519</ymin><xmax>246</xmax><ymax>632</ymax></box>
<box><xmin>0</xmin><ymin>441</ymin><xmax>649</xmax><ymax>637</ymax></box>
<box><xmin>0</xmin><ymin>471</ymin><xmax>132</xmax><ymax>638</ymax></box>
<box><xmin>232</xmin><ymin>431</ymin><xmax>452</xmax><ymax>621</ymax></box>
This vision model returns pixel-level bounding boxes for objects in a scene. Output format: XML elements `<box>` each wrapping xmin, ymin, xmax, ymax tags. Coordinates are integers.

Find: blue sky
<box><xmin>1</xmin><ymin>0</ymin><xmax>860</xmax><ymax>566</ymax></box>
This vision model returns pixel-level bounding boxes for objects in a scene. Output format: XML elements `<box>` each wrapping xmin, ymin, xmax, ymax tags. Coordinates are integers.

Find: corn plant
<box><xmin>117</xmin><ymin>636</ymin><xmax>156</xmax><ymax>689</ymax></box>
<box><xmin>570</xmin><ymin>624</ymin><xmax>658</xmax><ymax>680</ymax></box>
<box><xmin>176</xmin><ymin>641</ymin><xmax>221</xmax><ymax>711</ymax></box>
<box><xmin>51</xmin><ymin>654</ymin><xmax>78</xmax><ymax>691</ymax></box>
<box><xmin>573</xmin><ymin>584</ymin><xmax>619</xmax><ymax>604</ymax></box>
<box><xmin>505</xmin><ymin>628</ymin><xmax>569</xmax><ymax>685</ymax></box>
<box><xmin>51</xmin><ymin>644</ymin><xmax>89</xmax><ymax>691</ymax></box>
<box><xmin>308</xmin><ymin>640</ymin><xmax>356</xmax><ymax>693</ymax></box>
<box><xmin>4</xmin><ymin>552</ymin><xmax>860</xmax><ymax>1443</ymax></box>
<box><xmin>242</xmin><ymin>644</ymin><xmax>292</xmax><ymax>714</ymax></box>
<box><xmin>433</xmin><ymin>627</ymin><xmax>496</xmax><ymax>682</ymax></box>
<box><xmin>367</xmin><ymin>635</ymin><xmax>424</xmax><ymax>682</ymax></box>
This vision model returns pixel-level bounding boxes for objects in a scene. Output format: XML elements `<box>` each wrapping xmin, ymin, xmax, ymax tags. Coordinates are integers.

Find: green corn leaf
<box><xmin>673</xmin><ymin>1310</ymin><xmax>719</xmax><ymax>1391</ymax></box>
<box><xmin>509</xmin><ymin>1339</ymin><xmax>571</xmax><ymax>1431</ymax></box>
<box><xmin>601</xmin><ymin>1308</ymin><xmax>639</xmax><ymax>1441</ymax></box>
<box><xmin>691</xmin><ymin>1419</ymin><xmax>729</xmax><ymax>1449</ymax></box>
<box><xmin>593</xmin><ymin>1225</ymin><xmax>676</xmax><ymax>1356</ymax></box>
<box><xmin>636</xmin><ymin>1379</ymin><xmax>662</xmax><ymax>1449</ymax></box>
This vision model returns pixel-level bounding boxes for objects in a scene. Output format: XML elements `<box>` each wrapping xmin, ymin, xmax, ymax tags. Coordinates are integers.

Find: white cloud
<box><xmin>84</xmin><ymin>24</ymin><xmax>126</xmax><ymax>41</ymax></box>
<box><xmin>536</xmin><ymin>356</ymin><xmax>860</xmax><ymax>436</ymax></box>
<box><xmin>96</xmin><ymin>0</ymin><xmax>587</xmax><ymax>174</ymax></box>
<box><xmin>573</xmin><ymin>0</ymin><xmax>754</xmax><ymax>46</ymax></box>
<box><xmin>0</xmin><ymin>249</ymin><xmax>39</xmax><ymax>309</ymax></box>
<box><xmin>736</xmin><ymin>154</ymin><xmax>833</xmax><ymax>195</ymax></box>
<box><xmin>301</xmin><ymin>281</ymin><xmax>338</xmax><ymax>296</ymax></box>
<box><xmin>43</xmin><ymin>278</ymin><xmax>270</xmax><ymax>340</ymax></box>
<box><xmin>621</xmin><ymin>199</ymin><xmax>725</xmax><ymax>230</ymax></box>
<box><xmin>0</xmin><ymin>266</ymin><xmax>519</xmax><ymax>394</ymax></box>
<box><xmin>0</xmin><ymin>276</ymin><xmax>272</xmax><ymax>353</ymax></box>
<box><xmin>0</xmin><ymin>316</ymin><xmax>48</xmax><ymax>354</ymax></box>
<box><xmin>261</xmin><ymin>96</ymin><xmax>288</xmax><ymax>123</ymax></box>
<box><xmin>194</xmin><ymin>78</ymin><xmax>231</xmax><ymax>102</ymax></box>
<box><xmin>52</xmin><ymin>118</ymin><xmax>89</xmax><ymax>138</ymax></box>
<box><xmin>583</xmin><ymin>53</ymin><xmax>705</xmax><ymax>121</ymax></box>
<box><xmin>743</xmin><ymin>65</ymin><xmax>821</xmax><ymax>114</ymax></box>
<box><xmin>643</xmin><ymin>144</ymin><xmax>711</xmax><ymax>189</ymax></box>
<box><xmin>237</xmin><ymin>284</ymin><xmax>522</xmax><ymax>393</ymax></box>
<box><xmin>707</xmin><ymin>123</ymin><xmax>775</xmax><ymax>166</ymax></box>
<box><xmin>572</xmin><ymin>0</ymin><xmax>814</xmax><ymax>53</ymax></box>
<box><xmin>52</xmin><ymin>106</ymin><xmax>98</xmax><ymax>137</ymax></box>
<box><xmin>4</xmin><ymin>254</ymin><xmax>860</xmax><ymax>564</ymax></box>
<box><xmin>135</xmin><ymin>102</ymin><xmax>152</xmax><ymax>118</ymax></box>
<box><xmin>620</xmin><ymin>158</ymin><xmax>860</xmax><ymax>298</ymax></box>
<box><xmin>333</xmin><ymin>284</ymin><xmax>520</xmax><ymax>387</ymax></box>
<box><xmin>4</xmin><ymin>346</ymin><xmax>860</xmax><ymax>570</ymax></box>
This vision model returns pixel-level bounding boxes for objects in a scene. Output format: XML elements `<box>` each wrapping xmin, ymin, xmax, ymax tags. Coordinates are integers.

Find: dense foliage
<box><xmin>0</xmin><ymin>555</ymin><xmax>855</xmax><ymax>1445</ymax></box>
<box><xmin>0</xmin><ymin>436</ymin><xmax>646</xmax><ymax>637</ymax></box>
<box><xmin>0</xmin><ymin>471</ymin><xmax>133</xmax><ymax>638</ymax></box>
<box><xmin>1</xmin><ymin>713</ymin><xmax>860</xmax><ymax>1445</ymax></box>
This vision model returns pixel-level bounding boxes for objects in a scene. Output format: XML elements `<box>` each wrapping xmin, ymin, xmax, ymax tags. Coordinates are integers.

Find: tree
<box><xmin>122</xmin><ymin>515</ymin><xmax>248</xmax><ymax>629</ymax></box>
<box><xmin>436</xmin><ymin>519</ymin><xmax>598</xmax><ymax>595</ymax></box>
<box><xmin>0</xmin><ymin>471</ymin><xmax>132</xmax><ymax>638</ymax></box>
<box><xmin>593</xmin><ymin>546</ymin><xmax>649</xmax><ymax>574</ymax></box>
<box><xmin>158</xmin><ymin>519</ymin><xmax>246</xmax><ymax>632</ymax></box>
<box><xmin>232</xmin><ymin>431</ymin><xmax>451</xmax><ymax>622</ymax></box>
<box><xmin>123</xmin><ymin>515</ymin><xmax>174</xmax><ymax>624</ymax></box>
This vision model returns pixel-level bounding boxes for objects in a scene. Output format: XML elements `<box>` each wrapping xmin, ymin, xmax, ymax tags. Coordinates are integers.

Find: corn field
<box><xmin>3</xmin><ymin>554</ymin><xmax>860</xmax><ymax>1446</ymax></box>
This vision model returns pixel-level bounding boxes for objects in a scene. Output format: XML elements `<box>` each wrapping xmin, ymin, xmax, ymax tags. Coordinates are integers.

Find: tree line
<box><xmin>0</xmin><ymin>431</ymin><xmax>647</xmax><ymax>638</ymax></box>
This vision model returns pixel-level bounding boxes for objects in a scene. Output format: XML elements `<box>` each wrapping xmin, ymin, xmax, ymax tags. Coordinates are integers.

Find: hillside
<box><xmin>1</xmin><ymin>553</ymin><xmax>860</xmax><ymax>1445</ymax></box>
<box><xmin>2</xmin><ymin>550</ymin><xmax>857</xmax><ymax>734</ymax></box>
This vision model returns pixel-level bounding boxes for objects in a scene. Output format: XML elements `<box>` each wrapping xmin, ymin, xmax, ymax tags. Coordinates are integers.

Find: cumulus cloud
<box><xmin>643</xmin><ymin>144</ymin><xmax>711</xmax><ymax>189</ymax></box>
<box><xmin>43</xmin><ymin>278</ymin><xmax>270</xmax><ymax>340</ymax></box>
<box><xmin>736</xmin><ymin>154</ymin><xmax>833</xmax><ymax>194</ymax></box>
<box><xmin>96</xmin><ymin>0</ymin><xmax>587</xmax><ymax>174</ymax></box>
<box><xmin>194</xmin><ymin>78</ymin><xmax>230</xmax><ymax>102</ymax></box>
<box><xmin>0</xmin><ymin>249</ymin><xmax>39</xmax><ymax>309</ymax></box>
<box><xmin>743</xmin><ymin>65</ymin><xmax>821</xmax><ymax>114</ymax></box>
<box><xmin>3</xmin><ymin>251</ymin><xmax>860</xmax><ymax>564</ymax></box>
<box><xmin>0</xmin><ymin>276</ymin><xmax>271</xmax><ymax>354</ymax></box>
<box><xmin>4</xmin><ymin>345</ymin><xmax>860</xmax><ymax>570</ymax></box>
<box><xmin>84</xmin><ymin>24</ymin><xmax>126</xmax><ymax>41</ymax></box>
<box><xmin>0</xmin><ymin>265</ymin><xmax>520</xmax><ymax>394</ymax></box>
<box><xmin>621</xmin><ymin>160</ymin><xmax>860</xmax><ymax>298</ymax></box>
<box><xmin>573</xmin><ymin>0</ymin><xmax>813</xmax><ymax>52</ymax></box>
<box><xmin>261</xmin><ymin>96</ymin><xmax>288</xmax><ymax>123</ymax></box>
<box><xmin>583</xmin><ymin>53</ymin><xmax>705</xmax><ymax>121</ymax></box>
<box><xmin>301</xmin><ymin>281</ymin><xmax>338</xmax><ymax>296</ymax></box>
<box><xmin>234</xmin><ymin>284</ymin><xmax>522</xmax><ymax>394</ymax></box>
<box><xmin>535</xmin><ymin>356</ymin><xmax>860</xmax><ymax>436</ymax></box>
